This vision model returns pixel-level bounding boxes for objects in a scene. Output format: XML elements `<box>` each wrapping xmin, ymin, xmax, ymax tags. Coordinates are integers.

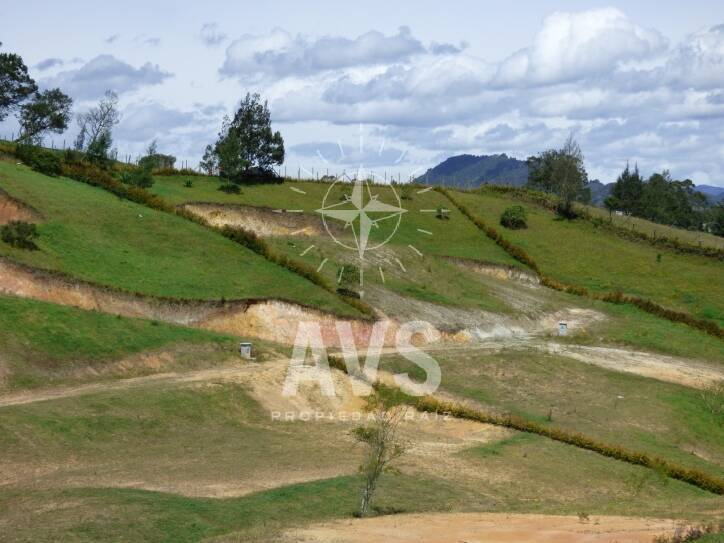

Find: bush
<box><xmin>218</xmin><ymin>183</ymin><xmax>240</xmax><ymax>194</ymax></box>
<box><xmin>1</xmin><ymin>220</ymin><xmax>39</xmax><ymax>249</ymax></box>
<box><xmin>500</xmin><ymin>205</ymin><xmax>527</xmax><ymax>229</ymax></box>
<box><xmin>118</xmin><ymin>164</ymin><xmax>154</xmax><ymax>188</ymax></box>
<box><xmin>15</xmin><ymin>145</ymin><xmax>62</xmax><ymax>176</ymax></box>
<box><xmin>61</xmin><ymin>162</ymin><xmax>170</xmax><ymax>212</ymax></box>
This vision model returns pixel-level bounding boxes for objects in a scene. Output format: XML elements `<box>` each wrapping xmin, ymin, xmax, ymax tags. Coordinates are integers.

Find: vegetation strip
<box><xmin>327</xmin><ymin>356</ymin><xmax>724</xmax><ymax>495</ymax></box>
<box><xmin>479</xmin><ymin>184</ymin><xmax>724</xmax><ymax>260</ymax></box>
<box><xmin>437</xmin><ymin>187</ymin><xmax>724</xmax><ymax>339</ymax></box>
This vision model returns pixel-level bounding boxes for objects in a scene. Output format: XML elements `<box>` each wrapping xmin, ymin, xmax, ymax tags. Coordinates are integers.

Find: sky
<box><xmin>2</xmin><ymin>0</ymin><xmax>724</xmax><ymax>185</ymax></box>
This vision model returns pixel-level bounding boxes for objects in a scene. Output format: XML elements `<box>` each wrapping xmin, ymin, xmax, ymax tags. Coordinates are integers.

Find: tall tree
<box><xmin>610</xmin><ymin>163</ymin><xmax>644</xmax><ymax>215</ymax></box>
<box><xmin>75</xmin><ymin>90</ymin><xmax>120</xmax><ymax>151</ymax></box>
<box><xmin>204</xmin><ymin>93</ymin><xmax>284</xmax><ymax>182</ymax></box>
<box><xmin>0</xmin><ymin>42</ymin><xmax>37</xmax><ymax>122</ymax></box>
<box><xmin>640</xmin><ymin>172</ymin><xmax>705</xmax><ymax>229</ymax></box>
<box><xmin>1</xmin><ymin>43</ymin><xmax>71</xmax><ymax>143</ymax></box>
<box><xmin>17</xmin><ymin>88</ymin><xmax>72</xmax><ymax>144</ymax></box>
<box><xmin>75</xmin><ymin>91</ymin><xmax>119</xmax><ymax>167</ymax></box>
<box><xmin>527</xmin><ymin>134</ymin><xmax>588</xmax><ymax>216</ymax></box>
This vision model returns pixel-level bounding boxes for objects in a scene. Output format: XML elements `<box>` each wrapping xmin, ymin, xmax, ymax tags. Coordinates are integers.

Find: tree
<box><xmin>204</xmin><ymin>93</ymin><xmax>284</xmax><ymax>182</ymax></box>
<box><xmin>75</xmin><ymin>90</ymin><xmax>120</xmax><ymax>159</ymax></box>
<box><xmin>200</xmin><ymin>144</ymin><xmax>219</xmax><ymax>175</ymax></box>
<box><xmin>527</xmin><ymin>134</ymin><xmax>588</xmax><ymax>217</ymax></box>
<box><xmin>705</xmin><ymin>204</ymin><xmax>724</xmax><ymax>237</ymax></box>
<box><xmin>603</xmin><ymin>195</ymin><xmax>619</xmax><ymax>219</ymax></box>
<box><xmin>610</xmin><ymin>163</ymin><xmax>644</xmax><ymax>215</ymax></box>
<box><xmin>138</xmin><ymin>139</ymin><xmax>176</xmax><ymax>170</ymax></box>
<box><xmin>353</xmin><ymin>399</ymin><xmax>408</xmax><ymax>517</ymax></box>
<box><xmin>0</xmin><ymin>42</ymin><xmax>37</xmax><ymax>122</ymax></box>
<box><xmin>85</xmin><ymin>130</ymin><xmax>114</xmax><ymax>168</ymax></box>
<box><xmin>639</xmin><ymin>172</ymin><xmax>705</xmax><ymax>229</ymax></box>
<box><xmin>1</xmin><ymin>43</ymin><xmax>72</xmax><ymax>144</ymax></box>
<box><xmin>17</xmin><ymin>88</ymin><xmax>72</xmax><ymax>144</ymax></box>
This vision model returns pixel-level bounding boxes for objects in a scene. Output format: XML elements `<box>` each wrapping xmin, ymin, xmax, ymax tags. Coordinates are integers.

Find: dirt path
<box><xmin>538</xmin><ymin>342</ymin><xmax>724</xmax><ymax>389</ymax></box>
<box><xmin>282</xmin><ymin>512</ymin><xmax>680</xmax><ymax>543</ymax></box>
<box><xmin>2</xmin><ymin>338</ymin><xmax>721</xmax><ymax>410</ymax></box>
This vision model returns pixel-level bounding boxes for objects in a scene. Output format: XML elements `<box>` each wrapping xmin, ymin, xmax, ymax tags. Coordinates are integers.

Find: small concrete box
<box><xmin>558</xmin><ymin>322</ymin><xmax>568</xmax><ymax>336</ymax></box>
<box><xmin>239</xmin><ymin>342</ymin><xmax>253</xmax><ymax>359</ymax></box>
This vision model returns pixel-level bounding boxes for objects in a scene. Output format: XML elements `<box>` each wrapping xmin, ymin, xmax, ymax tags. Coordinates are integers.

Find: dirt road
<box><xmin>282</xmin><ymin>512</ymin><xmax>680</xmax><ymax>543</ymax></box>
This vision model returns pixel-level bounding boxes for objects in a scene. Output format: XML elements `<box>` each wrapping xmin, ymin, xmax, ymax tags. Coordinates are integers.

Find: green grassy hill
<box><xmin>1</xmin><ymin>160</ymin><xmax>723</xmax><ymax>542</ymax></box>
<box><xmin>150</xmin><ymin>175</ymin><xmax>526</xmax><ymax>314</ymax></box>
<box><xmin>0</xmin><ymin>294</ymin><xmax>235</xmax><ymax>390</ymax></box>
<box><xmin>453</xmin><ymin>188</ymin><xmax>724</xmax><ymax>327</ymax></box>
<box><xmin>0</xmin><ymin>162</ymin><xmax>357</xmax><ymax>316</ymax></box>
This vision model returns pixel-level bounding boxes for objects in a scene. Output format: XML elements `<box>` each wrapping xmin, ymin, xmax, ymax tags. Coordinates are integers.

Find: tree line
<box><xmin>525</xmin><ymin>135</ymin><xmax>723</xmax><ymax>236</ymax></box>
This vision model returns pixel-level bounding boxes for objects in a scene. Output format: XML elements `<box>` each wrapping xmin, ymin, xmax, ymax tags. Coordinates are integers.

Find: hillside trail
<box><xmin>1</xmin><ymin>339</ymin><xmax>721</xmax><ymax>409</ymax></box>
<box><xmin>281</xmin><ymin>512</ymin><xmax>682</xmax><ymax>543</ymax></box>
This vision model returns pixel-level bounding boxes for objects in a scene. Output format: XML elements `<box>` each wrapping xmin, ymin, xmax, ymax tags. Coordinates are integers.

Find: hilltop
<box><xmin>414</xmin><ymin>153</ymin><xmax>529</xmax><ymax>188</ymax></box>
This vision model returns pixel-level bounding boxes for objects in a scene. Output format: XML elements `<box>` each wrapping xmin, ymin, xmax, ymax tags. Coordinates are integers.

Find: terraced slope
<box><xmin>149</xmin><ymin>175</ymin><xmax>529</xmax><ymax>314</ymax></box>
<box><xmin>0</xmin><ymin>162</ymin><xmax>358</xmax><ymax>316</ymax></box>
<box><xmin>453</xmin><ymin>188</ymin><xmax>724</xmax><ymax>327</ymax></box>
<box><xmin>0</xmin><ymin>294</ymin><xmax>234</xmax><ymax>390</ymax></box>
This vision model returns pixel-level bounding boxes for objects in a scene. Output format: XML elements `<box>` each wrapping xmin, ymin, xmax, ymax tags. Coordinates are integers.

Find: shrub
<box><xmin>62</xmin><ymin>148</ymin><xmax>83</xmax><ymax>165</ymax></box>
<box><xmin>118</xmin><ymin>165</ymin><xmax>154</xmax><ymax>188</ymax></box>
<box><xmin>183</xmin><ymin>179</ymin><xmax>193</xmax><ymax>188</ymax></box>
<box><xmin>61</xmin><ymin>162</ymin><xmax>171</xmax><ymax>212</ymax></box>
<box><xmin>15</xmin><ymin>144</ymin><xmax>62</xmax><ymax>176</ymax></box>
<box><xmin>218</xmin><ymin>183</ymin><xmax>240</xmax><ymax>194</ymax></box>
<box><xmin>500</xmin><ymin>205</ymin><xmax>527</xmax><ymax>229</ymax></box>
<box><xmin>1</xmin><ymin>220</ymin><xmax>39</xmax><ymax>249</ymax></box>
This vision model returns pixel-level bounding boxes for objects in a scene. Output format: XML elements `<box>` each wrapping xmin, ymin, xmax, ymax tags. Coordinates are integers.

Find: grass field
<box><xmin>0</xmin><ymin>162</ymin><xmax>358</xmax><ymax>316</ymax></box>
<box><xmin>150</xmin><ymin>175</ymin><xmax>529</xmax><ymax>314</ymax></box>
<box><xmin>0</xmin><ymin>296</ymin><xmax>270</xmax><ymax>391</ymax></box>
<box><xmin>580</xmin><ymin>202</ymin><xmax>724</xmax><ymax>251</ymax></box>
<box><xmin>150</xmin><ymin>175</ymin><xmax>521</xmax><ymax>266</ymax></box>
<box><xmin>575</xmin><ymin>298</ymin><xmax>724</xmax><ymax>361</ymax></box>
<box><xmin>1</xmin><ymin>167</ymin><xmax>723</xmax><ymax>542</ymax></box>
<box><xmin>453</xmin><ymin>188</ymin><xmax>724</xmax><ymax>326</ymax></box>
<box><xmin>150</xmin><ymin>174</ymin><xmax>724</xmax><ymax>354</ymax></box>
<box><xmin>379</xmin><ymin>347</ymin><xmax>724</xmax><ymax>478</ymax></box>
<box><xmin>1</xmin><ymin>380</ymin><xmax>721</xmax><ymax>542</ymax></box>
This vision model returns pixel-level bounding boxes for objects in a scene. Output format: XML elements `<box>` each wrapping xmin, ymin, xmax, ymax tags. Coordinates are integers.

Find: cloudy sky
<box><xmin>3</xmin><ymin>0</ymin><xmax>724</xmax><ymax>185</ymax></box>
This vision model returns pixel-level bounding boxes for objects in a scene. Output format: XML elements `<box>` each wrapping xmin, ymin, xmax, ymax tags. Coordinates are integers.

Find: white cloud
<box><xmin>43</xmin><ymin>55</ymin><xmax>172</xmax><ymax>100</ymax></box>
<box><xmin>200</xmin><ymin>23</ymin><xmax>227</xmax><ymax>47</ymax></box>
<box><xmin>494</xmin><ymin>8</ymin><xmax>668</xmax><ymax>86</ymax></box>
<box><xmin>662</xmin><ymin>24</ymin><xmax>724</xmax><ymax>89</ymax></box>
<box><xmin>220</xmin><ymin>26</ymin><xmax>451</xmax><ymax>79</ymax></box>
<box><xmin>116</xmin><ymin>103</ymin><xmax>191</xmax><ymax>142</ymax></box>
<box><xmin>289</xmin><ymin>141</ymin><xmax>409</xmax><ymax>167</ymax></box>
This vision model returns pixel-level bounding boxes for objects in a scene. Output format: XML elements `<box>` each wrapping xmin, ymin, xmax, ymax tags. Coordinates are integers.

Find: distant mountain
<box><xmin>416</xmin><ymin>153</ymin><xmax>722</xmax><ymax>209</ymax></box>
<box><xmin>697</xmin><ymin>184</ymin><xmax>724</xmax><ymax>204</ymax></box>
<box><xmin>414</xmin><ymin>153</ymin><xmax>529</xmax><ymax>188</ymax></box>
